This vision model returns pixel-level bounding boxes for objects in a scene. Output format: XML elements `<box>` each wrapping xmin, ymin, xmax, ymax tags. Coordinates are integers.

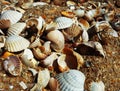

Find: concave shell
<box><xmin>7</xmin><ymin>22</ymin><xmax>26</xmax><ymax>36</ymax></box>
<box><xmin>5</xmin><ymin>35</ymin><xmax>30</xmax><ymax>52</ymax></box>
<box><xmin>54</xmin><ymin>17</ymin><xmax>74</xmax><ymax>29</ymax></box>
<box><xmin>0</xmin><ymin>19</ymin><xmax>10</xmax><ymax>29</ymax></box>
<box><xmin>90</xmin><ymin>81</ymin><xmax>105</xmax><ymax>91</ymax></box>
<box><xmin>55</xmin><ymin>70</ymin><xmax>85</xmax><ymax>91</ymax></box>
<box><xmin>3</xmin><ymin>55</ymin><xmax>22</xmax><ymax>76</ymax></box>
<box><xmin>0</xmin><ymin>10</ymin><xmax>22</xmax><ymax>25</ymax></box>
<box><xmin>46</xmin><ymin>30</ymin><xmax>65</xmax><ymax>52</ymax></box>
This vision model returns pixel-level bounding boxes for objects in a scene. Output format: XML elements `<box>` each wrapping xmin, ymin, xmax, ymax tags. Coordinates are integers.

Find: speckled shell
<box><xmin>56</xmin><ymin>70</ymin><xmax>85</xmax><ymax>91</ymax></box>
<box><xmin>7</xmin><ymin>22</ymin><xmax>26</xmax><ymax>36</ymax></box>
<box><xmin>5</xmin><ymin>35</ymin><xmax>30</xmax><ymax>52</ymax></box>
<box><xmin>55</xmin><ymin>17</ymin><xmax>74</xmax><ymax>29</ymax></box>
<box><xmin>0</xmin><ymin>10</ymin><xmax>22</xmax><ymax>25</ymax></box>
<box><xmin>3</xmin><ymin>55</ymin><xmax>22</xmax><ymax>76</ymax></box>
<box><xmin>0</xmin><ymin>19</ymin><xmax>10</xmax><ymax>29</ymax></box>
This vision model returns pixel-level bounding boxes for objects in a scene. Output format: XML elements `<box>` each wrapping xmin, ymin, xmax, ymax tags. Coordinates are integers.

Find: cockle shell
<box><xmin>54</xmin><ymin>17</ymin><xmax>74</xmax><ymax>29</ymax></box>
<box><xmin>90</xmin><ymin>81</ymin><xmax>105</xmax><ymax>91</ymax></box>
<box><xmin>20</xmin><ymin>49</ymin><xmax>39</xmax><ymax>68</ymax></box>
<box><xmin>0</xmin><ymin>36</ymin><xmax>6</xmax><ymax>48</ymax></box>
<box><xmin>7</xmin><ymin>22</ymin><xmax>26</xmax><ymax>36</ymax></box>
<box><xmin>0</xmin><ymin>19</ymin><xmax>10</xmax><ymax>29</ymax></box>
<box><xmin>5</xmin><ymin>35</ymin><xmax>30</xmax><ymax>52</ymax></box>
<box><xmin>55</xmin><ymin>70</ymin><xmax>85</xmax><ymax>91</ymax></box>
<box><xmin>0</xmin><ymin>10</ymin><xmax>22</xmax><ymax>25</ymax></box>
<box><xmin>46</xmin><ymin>30</ymin><xmax>65</xmax><ymax>52</ymax></box>
<box><xmin>3</xmin><ymin>55</ymin><xmax>22</xmax><ymax>76</ymax></box>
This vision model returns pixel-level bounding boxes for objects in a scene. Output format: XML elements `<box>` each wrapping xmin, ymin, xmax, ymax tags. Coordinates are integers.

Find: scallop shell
<box><xmin>0</xmin><ymin>10</ymin><xmax>23</xmax><ymax>25</ymax></box>
<box><xmin>90</xmin><ymin>81</ymin><xmax>105</xmax><ymax>91</ymax></box>
<box><xmin>56</xmin><ymin>70</ymin><xmax>85</xmax><ymax>91</ymax></box>
<box><xmin>46</xmin><ymin>30</ymin><xmax>65</xmax><ymax>52</ymax></box>
<box><xmin>3</xmin><ymin>55</ymin><xmax>22</xmax><ymax>76</ymax></box>
<box><xmin>5</xmin><ymin>35</ymin><xmax>30</xmax><ymax>52</ymax></box>
<box><xmin>54</xmin><ymin>17</ymin><xmax>74</xmax><ymax>29</ymax></box>
<box><xmin>7</xmin><ymin>22</ymin><xmax>26</xmax><ymax>36</ymax></box>
<box><xmin>0</xmin><ymin>19</ymin><xmax>10</xmax><ymax>29</ymax></box>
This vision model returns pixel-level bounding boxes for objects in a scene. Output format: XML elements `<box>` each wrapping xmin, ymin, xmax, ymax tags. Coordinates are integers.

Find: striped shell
<box><xmin>0</xmin><ymin>19</ymin><xmax>10</xmax><ymax>29</ymax></box>
<box><xmin>0</xmin><ymin>10</ymin><xmax>22</xmax><ymax>25</ymax></box>
<box><xmin>56</xmin><ymin>70</ymin><xmax>85</xmax><ymax>91</ymax></box>
<box><xmin>7</xmin><ymin>22</ymin><xmax>26</xmax><ymax>36</ymax></box>
<box><xmin>3</xmin><ymin>55</ymin><xmax>22</xmax><ymax>76</ymax></box>
<box><xmin>5</xmin><ymin>35</ymin><xmax>30</xmax><ymax>52</ymax></box>
<box><xmin>55</xmin><ymin>17</ymin><xmax>74</xmax><ymax>29</ymax></box>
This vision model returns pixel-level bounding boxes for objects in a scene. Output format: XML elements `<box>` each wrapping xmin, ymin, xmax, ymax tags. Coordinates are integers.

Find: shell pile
<box><xmin>0</xmin><ymin>0</ymin><xmax>120</xmax><ymax>91</ymax></box>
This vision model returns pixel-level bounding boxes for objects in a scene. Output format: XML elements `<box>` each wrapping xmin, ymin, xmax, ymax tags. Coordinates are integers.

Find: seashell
<box><xmin>7</xmin><ymin>22</ymin><xmax>26</xmax><ymax>36</ymax></box>
<box><xmin>20</xmin><ymin>49</ymin><xmax>39</xmax><ymax>68</ymax></box>
<box><xmin>0</xmin><ymin>10</ymin><xmax>23</xmax><ymax>25</ymax></box>
<box><xmin>0</xmin><ymin>36</ymin><xmax>6</xmax><ymax>48</ymax></box>
<box><xmin>0</xmin><ymin>19</ymin><xmax>10</xmax><ymax>29</ymax></box>
<box><xmin>43</xmin><ymin>41</ymin><xmax>51</xmax><ymax>55</ymax></box>
<box><xmin>81</xmin><ymin>30</ymin><xmax>89</xmax><ymax>42</ymax></box>
<box><xmin>61</xmin><ymin>11</ymin><xmax>75</xmax><ymax>18</ymax></box>
<box><xmin>105</xmin><ymin>9</ymin><xmax>115</xmax><ymax>22</ymax></box>
<box><xmin>32</xmin><ymin>2</ymin><xmax>48</xmax><ymax>6</ymax></box>
<box><xmin>63</xmin><ymin>47</ymin><xmax>84</xmax><ymax>69</ymax></box>
<box><xmin>73</xmin><ymin>9</ymin><xmax>85</xmax><ymax>17</ymax></box>
<box><xmin>2</xmin><ymin>51</ymin><xmax>14</xmax><ymax>59</ymax></box>
<box><xmin>78</xmin><ymin>18</ymin><xmax>90</xmax><ymax>31</ymax></box>
<box><xmin>55</xmin><ymin>70</ymin><xmax>85</xmax><ymax>91</ymax></box>
<box><xmin>0</xmin><ymin>29</ymin><xmax>4</xmax><ymax>35</ymax></box>
<box><xmin>54</xmin><ymin>17</ymin><xmax>74</xmax><ymax>29</ymax></box>
<box><xmin>62</xmin><ymin>23</ymin><xmax>82</xmax><ymax>41</ymax></box>
<box><xmin>41</xmin><ymin>52</ymin><xmax>58</xmax><ymax>67</ymax></box>
<box><xmin>47</xmin><ymin>30</ymin><xmax>65</xmax><ymax>52</ymax></box>
<box><xmin>28</xmin><ymin>67</ymin><xmax>38</xmax><ymax>76</ymax></box>
<box><xmin>5</xmin><ymin>35</ymin><xmax>30</xmax><ymax>52</ymax></box>
<box><xmin>90</xmin><ymin>81</ymin><xmax>105</xmax><ymax>91</ymax></box>
<box><xmin>19</xmin><ymin>81</ymin><xmax>27</xmax><ymax>90</ymax></box>
<box><xmin>3</xmin><ymin>55</ymin><xmax>22</xmax><ymax>76</ymax></box>
<box><xmin>21</xmin><ymin>0</ymin><xmax>33</xmax><ymax>9</ymax></box>
<box><xmin>57</xmin><ymin>54</ymin><xmax>69</xmax><ymax>72</ymax></box>
<box><xmin>66</xmin><ymin>1</ymin><xmax>76</xmax><ymax>7</ymax></box>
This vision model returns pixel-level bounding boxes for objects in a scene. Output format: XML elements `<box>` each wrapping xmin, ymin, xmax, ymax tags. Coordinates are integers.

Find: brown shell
<box><xmin>3</xmin><ymin>55</ymin><xmax>22</xmax><ymax>76</ymax></box>
<box><xmin>0</xmin><ymin>19</ymin><xmax>10</xmax><ymax>29</ymax></box>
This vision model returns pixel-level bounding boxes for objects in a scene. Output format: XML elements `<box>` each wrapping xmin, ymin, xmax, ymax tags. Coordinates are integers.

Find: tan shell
<box><xmin>5</xmin><ymin>35</ymin><xmax>30</xmax><ymax>52</ymax></box>
<box><xmin>0</xmin><ymin>19</ymin><xmax>10</xmax><ymax>29</ymax></box>
<box><xmin>7</xmin><ymin>22</ymin><xmax>26</xmax><ymax>36</ymax></box>
<box><xmin>3</xmin><ymin>55</ymin><xmax>22</xmax><ymax>76</ymax></box>
<box><xmin>46</xmin><ymin>30</ymin><xmax>65</xmax><ymax>52</ymax></box>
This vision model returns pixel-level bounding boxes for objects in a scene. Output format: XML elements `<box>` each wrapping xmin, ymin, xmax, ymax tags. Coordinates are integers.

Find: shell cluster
<box><xmin>0</xmin><ymin>0</ymin><xmax>119</xmax><ymax>91</ymax></box>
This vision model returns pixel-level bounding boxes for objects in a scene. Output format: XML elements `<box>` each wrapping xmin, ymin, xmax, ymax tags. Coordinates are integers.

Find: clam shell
<box><xmin>46</xmin><ymin>30</ymin><xmax>65</xmax><ymax>52</ymax></box>
<box><xmin>55</xmin><ymin>17</ymin><xmax>74</xmax><ymax>29</ymax></box>
<box><xmin>3</xmin><ymin>55</ymin><xmax>22</xmax><ymax>76</ymax></box>
<box><xmin>7</xmin><ymin>22</ymin><xmax>26</xmax><ymax>36</ymax></box>
<box><xmin>56</xmin><ymin>70</ymin><xmax>85</xmax><ymax>91</ymax></box>
<box><xmin>0</xmin><ymin>10</ymin><xmax>23</xmax><ymax>25</ymax></box>
<box><xmin>0</xmin><ymin>19</ymin><xmax>10</xmax><ymax>29</ymax></box>
<box><xmin>5</xmin><ymin>35</ymin><xmax>30</xmax><ymax>52</ymax></box>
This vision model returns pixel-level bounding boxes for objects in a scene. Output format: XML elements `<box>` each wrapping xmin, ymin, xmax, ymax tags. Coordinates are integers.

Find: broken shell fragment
<box><xmin>0</xmin><ymin>36</ymin><xmax>6</xmax><ymax>48</ymax></box>
<box><xmin>90</xmin><ymin>81</ymin><xmax>105</xmax><ymax>91</ymax></box>
<box><xmin>20</xmin><ymin>49</ymin><xmax>39</xmax><ymax>68</ymax></box>
<box><xmin>46</xmin><ymin>30</ymin><xmax>65</xmax><ymax>52</ymax></box>
<box><xmin>0</xmin><ymin>10</ymin><xmax>22</xmax><ymax>25</ymax></box>
<box><xmin>56</xmin><ymin>70</ymin><xmax>85</xmax><ymax>91</ymax></box>
<box><xmin>61</xmin><ymin>11</ymin><xmax>75</xmax><ymax>18</ymax></box>
<box><xmin>0</xmin><ymin>19</ymin><xmax>10</xmax><ymax>29</ymax></box>
<box><xmin>5</xmin><ymin>35</ymin><xmax>30</xmax><ymax>52</ymax></box>
<box><xmin>3</xmin><ymin>55</ymin><xmax>22</xmax><ymax>76</ymax></box>
<box><xmin>28</xmin><ymin>67</ymin><xmax>38</xmax><ymax>76</ymax></box>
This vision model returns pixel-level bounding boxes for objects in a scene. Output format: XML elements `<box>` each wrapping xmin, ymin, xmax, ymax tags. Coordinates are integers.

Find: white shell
<box><xmin>7</xmin><ymin>22</ymin><xmax>26</xmax><ymax>36</ymax></box>
<box><xmin>55</xmin><ymin>17</ymin><xmax>74</xmax><ymax>29</ymax></box>
<box><xmin>90</xmin><ymin>81</ymin><xmax>105</xmax><ymax>91</ymax></box>
<box><xmin>82</xmin><ymin>30</ymin><xmax>89</xmax><ymax>42</ymax></box>
<box><xmin>73</xmin><ymin>9</ymin><xmax>85</xmax><ymax>17</ymax></box>
<box><xmin>56</xmin><ymin>70</ymin><xmax>85</xmax><ymax>91</ymax></box>
<box><xmin>0</xmin><ymin>10</ymin><xmax>22</xmax><ymax>25</ymax></box>
<box><xmin>5</xmin><ymin>35</ymin><xmax>30</xmax><ymax>52</ymax></box>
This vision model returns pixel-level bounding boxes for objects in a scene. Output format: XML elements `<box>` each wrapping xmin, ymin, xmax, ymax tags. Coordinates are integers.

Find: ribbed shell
<box><xmin>56</xmin><ymin>70</ymin><xmax>85</xmax><ymax>91</ymax></box>
<box><xmin>0</xmin><ymin>19</ymin><xmax>10</xmax><ymax>29</ymax></box>
<box><xmin>5</xmin><ymin>35</ymin><xmax>30</xmax><ymax>52</ymax></box>
<box><xmin>55</xmin><ymin>17</ymin><xmax>74</xmax><ymax>29</ymax></box>
<box><xmin>7</xmin><ymin>22</ymin><xmax>26</xmax><ymax>36</ymax></box>
<box><xmin>0</xmin><ymin>10</ymin><xmax>22</xmax><ymax>25</ymax></box>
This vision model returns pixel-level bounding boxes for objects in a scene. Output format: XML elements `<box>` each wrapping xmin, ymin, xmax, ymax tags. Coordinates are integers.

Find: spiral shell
<box><xmin>56</xmin><ymin>70</ymin><xmax>85</xmax><ymax>91</ymax></box>
<box><xmin>5</xmin><ymin>35</ymin><xmax>30</xmax><ymax>52</ymax></box>
<box><xmin>0</xmin><ymin>10</ymin><xmax>22</xmax><ymax>25</ymax></box>
<box><xmin>3</xmin><ymin>55</ymin><xmax>22</xmax><ymax>76</ymax></box>
<box><xmin>0</xmin><ymin>19</ymin><xmax>10</xmax><ymax>29</ymax></box>
<box><xmin>7</xmin><ymin>22</ymin><xmax>26</xmax><ymax>36</ymax></box>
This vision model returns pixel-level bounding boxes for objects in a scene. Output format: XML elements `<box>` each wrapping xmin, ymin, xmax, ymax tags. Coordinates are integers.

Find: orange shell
<box><xmin>61</xmin><ymin>11</ymin><xmax>75</xmax><ymax>18</ymax></box>
<box><xmin>2</xmin><ymin>51</ymin><xmax>14</xmax><ymax>59</ymax></box>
